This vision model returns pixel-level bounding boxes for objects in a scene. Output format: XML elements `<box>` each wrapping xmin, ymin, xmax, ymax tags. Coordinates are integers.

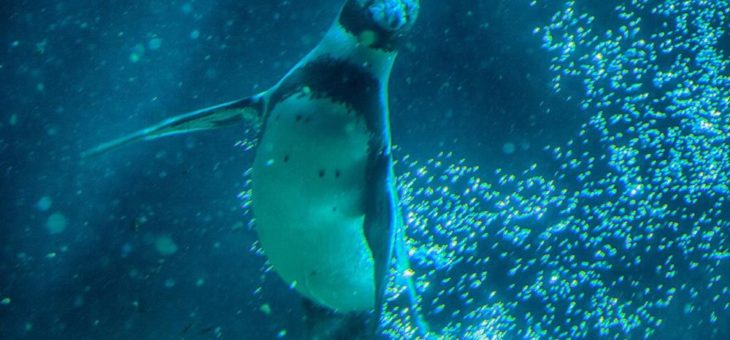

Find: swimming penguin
<box><xmin>85</xmin><ymin>0</ymin><xmax>428</xmax><ymax>336</ymax></box>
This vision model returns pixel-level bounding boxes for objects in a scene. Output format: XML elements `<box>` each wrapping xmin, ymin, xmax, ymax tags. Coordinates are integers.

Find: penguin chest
<box><xmin>251</xmin><ymin>94</ymin><xmax>375</xmax><ymax>312</ymax></box>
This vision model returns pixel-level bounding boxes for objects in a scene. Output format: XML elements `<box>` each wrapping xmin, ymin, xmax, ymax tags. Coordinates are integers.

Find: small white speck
<box><xmin>502</xmin><ymin>142</ymin><xmax>516</xmax><ymax>155</ymax></box>
<box><xmin>154</xmin><ymin>235</ymin><xmax>178</xmax><ymax>256</ymax></box>
<box><xmin>148</xmin><ymin>37</ymin><xmax>162</xmax><ymax>50</ymax></box>
<box><xmin>37</xmin><ymin>196</ymin><xmax>52</xmax><ymax>211</ymax></box>
<box><xmin>46</xmin><ymin>212</ymin><xmax>67</xmax><ymax>234</ymax></box>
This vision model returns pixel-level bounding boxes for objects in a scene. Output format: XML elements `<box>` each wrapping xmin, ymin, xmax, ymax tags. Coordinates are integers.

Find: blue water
<box><xmin>1</xmin><ymin>0</ymin><xmax>729</xmax><ymax>339</ymax></box>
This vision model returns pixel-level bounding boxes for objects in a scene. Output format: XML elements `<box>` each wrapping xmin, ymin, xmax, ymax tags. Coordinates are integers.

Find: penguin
<box><xmin>85</xmin><ymin>0</ymin><xmax>428</xmax><ymax>336</ymax></box>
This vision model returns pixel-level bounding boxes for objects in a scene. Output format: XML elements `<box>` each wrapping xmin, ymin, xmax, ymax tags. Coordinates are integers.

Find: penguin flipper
<box><xmin>363</xmin><ymin>151</ymin><xmax>398</xmax><ymax>335</ymax></box>
<box><xmin>364</xmin><ymin>151</ymin><xmax>430</xmax><ymax>337</ymax></box>
<box><xmin>82</xmin><ymin>94</ymin><xmax>266</xmax><ymax>158</ymax></box>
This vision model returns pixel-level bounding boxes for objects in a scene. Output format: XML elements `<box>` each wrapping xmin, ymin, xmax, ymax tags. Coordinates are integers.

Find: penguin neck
<box><xmin>307</xmin><ymin>22</ymin><xmax>398</xmax><ymax>82</ymax></box>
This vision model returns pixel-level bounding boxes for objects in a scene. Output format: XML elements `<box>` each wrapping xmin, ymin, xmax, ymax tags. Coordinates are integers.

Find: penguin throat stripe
<box><xmin>270</xmin><ymin>56</ymin><xmax>382</xmax><ymax>131</ymax></box>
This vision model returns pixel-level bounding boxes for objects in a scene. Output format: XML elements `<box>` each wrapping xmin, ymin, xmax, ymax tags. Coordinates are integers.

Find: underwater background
<box><xmin>1</xmin><ymin>0</ymin><xmax>729</xmax><ymax>339</ymax></box>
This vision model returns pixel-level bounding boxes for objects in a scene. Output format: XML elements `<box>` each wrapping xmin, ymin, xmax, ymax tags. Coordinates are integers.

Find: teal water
<box><xmin>1</xmin><ymin>0</ymin><xmax>728</xmax><ymax>339</ymax></box>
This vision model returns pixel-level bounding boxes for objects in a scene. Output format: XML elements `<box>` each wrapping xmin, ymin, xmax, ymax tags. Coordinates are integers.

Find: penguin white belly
<box><xmin>252</xmin><ymin>93</ymin><xmax>375</xmax><ymax>312</ymax></box>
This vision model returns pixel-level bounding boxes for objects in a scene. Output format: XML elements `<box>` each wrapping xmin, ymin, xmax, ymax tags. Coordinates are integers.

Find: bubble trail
<box><xmin>379</xmin><ymin>0</ymin><xmax>730</xmax><ymax>338</ymax></box>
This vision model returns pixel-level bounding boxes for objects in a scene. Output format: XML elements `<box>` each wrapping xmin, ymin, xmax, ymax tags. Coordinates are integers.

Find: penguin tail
<box><xmin>81</xmin><ymin>93</ymin><xmax>267</xmax><ymax>158</ymax></box>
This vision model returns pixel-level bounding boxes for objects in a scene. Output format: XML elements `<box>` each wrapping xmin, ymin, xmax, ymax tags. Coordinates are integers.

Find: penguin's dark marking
<box><xmin>270</xmin><ymin>57</ymin><xmax>381</xmax><ymax>130</ymax></box>
<box><xmin>318</xmin><ymin>169</ymin><xmax>325</xmax><ymax>178</ymax></box>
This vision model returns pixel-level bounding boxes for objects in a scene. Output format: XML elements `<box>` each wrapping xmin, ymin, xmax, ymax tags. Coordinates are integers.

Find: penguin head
<box><xmin>339</xmin><ymin>0</ymin><xmax>420</xmax><ymax>50</ymax></box>
<box><xmin>357</xmin><ymin>0</ymin><xmax>419</xmax><ymax>33</ymax></box>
